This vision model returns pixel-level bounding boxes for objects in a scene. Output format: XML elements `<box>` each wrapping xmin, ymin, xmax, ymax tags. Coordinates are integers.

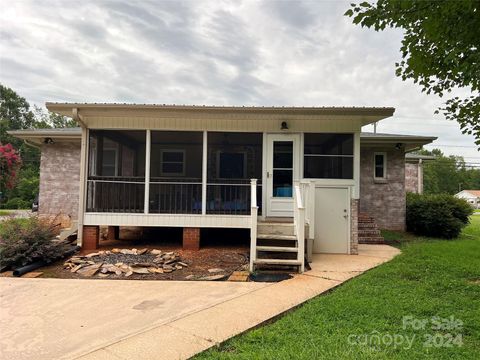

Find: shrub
<box><xmin>406</xmin><ymin>193</ymin><xmax>473</xmax><ymax>239</ymax></box>
<box><xmin>0</xmin><ymin>216</ymin><xmax>63</xmax><ymax>268</ymax></box>
<box><xmin>0</xmin><ymin>197</ymin><xmax>31</xmax><ymax>209</ymax></box>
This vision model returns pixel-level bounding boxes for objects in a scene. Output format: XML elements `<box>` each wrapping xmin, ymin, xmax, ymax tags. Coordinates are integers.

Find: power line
<box><xmin>424</xmin><ymin>144</ymin><xmax>477</xmax><ymax>148</ymax></box>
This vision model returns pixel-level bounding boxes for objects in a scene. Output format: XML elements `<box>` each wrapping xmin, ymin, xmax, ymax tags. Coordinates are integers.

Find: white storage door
<box><xmin>314</xmin><ymin>187</ymin><xmax>350</xmax><ymax>254</ymax></box>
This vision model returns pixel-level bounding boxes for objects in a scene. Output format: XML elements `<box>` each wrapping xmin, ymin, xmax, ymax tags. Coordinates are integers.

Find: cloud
<box><xmin>0</xmin><ymin>0</ymin><xmax>477</xmax><ymax>159</ymax></box>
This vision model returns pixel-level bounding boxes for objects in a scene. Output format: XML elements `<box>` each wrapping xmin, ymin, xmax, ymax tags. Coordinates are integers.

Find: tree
<box><xmin>417</xmin><ymin>148</ymin><xmax>480</xmax><ymax>194</ymax></box>
<box><xmin>33</xmin><ymin>106</ymin><xmax>77</xmax><ymax>129</ymax></box>
<box><xmin>0</xmin><ymin>144</ymin><xmax>22</xmax><ymax>200</ymax></box>
<box><xmin>346</xmin><ymin>1</ymin><xmax>480</xmax><ymax>147</ymax></box>
<box><xmin>0</xmin><ymin>85</ymin><xmax>36</xmax><ymax>147</ymax></box>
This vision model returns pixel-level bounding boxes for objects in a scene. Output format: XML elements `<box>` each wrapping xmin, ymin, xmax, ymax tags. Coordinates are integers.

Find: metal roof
<box><xmin>46</xmin><ymin>102</ymin><xmax>395</xmax><ymax>112</ymax></box>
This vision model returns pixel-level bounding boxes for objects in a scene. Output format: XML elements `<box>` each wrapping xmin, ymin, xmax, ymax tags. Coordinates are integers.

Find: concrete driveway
<box><xmin>0</xmin><ymin>244</ymin><xmax>400</xmax><ymax>360</ymax></box>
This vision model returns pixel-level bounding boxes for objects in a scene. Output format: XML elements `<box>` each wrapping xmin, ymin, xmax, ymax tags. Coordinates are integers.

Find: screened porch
<box><xmin>86</xmin><ymin>130</ymin><xmax>263</xmax><ymax>215</ymax></box>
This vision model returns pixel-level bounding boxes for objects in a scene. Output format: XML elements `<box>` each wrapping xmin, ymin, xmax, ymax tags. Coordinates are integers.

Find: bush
<box><xmin>0</xmin><ymin>197</ymin><xmax>31</xmax><ymax>209</ymax></box>
<box><xmin>406</xmin><ymin>193</ymin><xmax>473</xmax><ymax>239</ymax></box>
<box><xmin>0</xmin><ymin>216</ymin><xmax>63</xmax><ymax>268</ymax></box>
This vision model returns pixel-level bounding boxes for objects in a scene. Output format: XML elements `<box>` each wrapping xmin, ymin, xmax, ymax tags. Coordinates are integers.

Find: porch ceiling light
<box><xmin>281</xmin><ymin>121</ymin><xmax>288</xmax><ymax>130</ymax></box>
<box><xmin>395</xmin><ymin>143</ymin><xmax>403</xmax><ymax>150</ymax></box>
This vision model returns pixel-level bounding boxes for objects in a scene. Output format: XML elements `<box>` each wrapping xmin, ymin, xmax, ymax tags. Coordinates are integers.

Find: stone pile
<box><xmin>64</xmin><ymin>248</ymin><xmax>188</xmax><ymax>277</ymax></box>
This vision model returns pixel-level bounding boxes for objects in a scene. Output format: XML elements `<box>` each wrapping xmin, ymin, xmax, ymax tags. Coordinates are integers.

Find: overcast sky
<box><xmin>0</xmin><ymin>0</ymin><xmax>477</xmax><ymax>161</ymax></box>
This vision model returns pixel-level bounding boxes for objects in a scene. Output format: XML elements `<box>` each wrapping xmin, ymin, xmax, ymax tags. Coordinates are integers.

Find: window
<box><xmin>374</xmin><ymin>152</ymin><xmax>387</xmax><ymax>179</ymax></box>
<box><xmin>160</xmin><ymin>150</ymin><xmax>185</xmax><ymax>176</ymax></box>
<box><xmin>102</xmin><ymin>148</ymin><xmax>118</xmax><ymax>176</ymax></box>
<box><xmin>217</xmin><ymin>151</ymin><xmax>246</xmax><ymax>179</ymax></box>
<box><xmin>303</xmin><ymin>134</ymin><xmax>354</xmax><ymax>179</ymax></box>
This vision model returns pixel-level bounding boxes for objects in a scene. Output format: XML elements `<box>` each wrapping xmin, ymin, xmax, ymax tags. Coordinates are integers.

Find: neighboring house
<box><xmin>455</xmin><ymin>190</ymin><xmax>480</xmax><ymax>209</ymax></box>
<box><xmin>405</xmin><ymin>153</ymin><xmax>436</xmax><ymax>194</ymax></box>
<box><xmin>9</xmin><ymin>103</ymin><xmax>436</xmax><ymax>272</ymax></box>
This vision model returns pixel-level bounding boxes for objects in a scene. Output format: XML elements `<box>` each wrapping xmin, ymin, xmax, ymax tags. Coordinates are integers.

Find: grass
<box><xmin>196</xmin><ymin>217</ymin><xmax>480</xmax><ymax>359</ymax></box>
<box><xmin>0</xmin><ymin>210</ymin><xmax>13</xmax><ymax>216</ymax></box>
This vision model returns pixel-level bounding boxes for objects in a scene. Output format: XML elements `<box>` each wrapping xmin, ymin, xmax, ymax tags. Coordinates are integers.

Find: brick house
<box><xmin>9</xmin><ymin>103</ymin><xmax>436</xmax><ymax>272</ymax></box>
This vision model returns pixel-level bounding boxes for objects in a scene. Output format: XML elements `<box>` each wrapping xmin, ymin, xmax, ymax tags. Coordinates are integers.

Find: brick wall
<box><xmin>350</xmin><ymin>198</ymin><xmax>359</xmax><ymax>254</ymax></box>
<box><xmin>360</xmin><ymin>146</ymin><xmax>406</xmax><ymax>231</ymax></box>
<box><xmin>405</xmin><ymin>162</ymin><xmax>419</xmax><ymax>193</ymax></box>
<box><xmin>39</xmin><ymin>142</ymin><xmax>81</xmax><ymax>226</ymax></box>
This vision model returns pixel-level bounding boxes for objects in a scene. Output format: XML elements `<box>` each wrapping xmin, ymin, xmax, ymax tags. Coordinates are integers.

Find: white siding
<box><xmin>84</xmin><ymin>213</ymin><xmax>251</xmax><ymax>228</ymax></box>
<box><xmin>86</xmin><ymin>115</ymin><xmax>363</xmax><ymax>133</ymax></box>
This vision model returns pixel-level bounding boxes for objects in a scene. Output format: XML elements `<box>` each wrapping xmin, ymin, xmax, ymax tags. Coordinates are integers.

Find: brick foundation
<box><xmin>83</xmin><ymin>225</ymin><xmax>99</xmax><ymax>250</ymax></box>
<box><xmin>183</xmin><ymin>227</ymin><xmax>200</xmax><ymax>250</ymax></box>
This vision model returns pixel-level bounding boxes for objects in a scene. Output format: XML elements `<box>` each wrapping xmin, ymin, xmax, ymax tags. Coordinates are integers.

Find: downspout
<box><xmin>73</xmin><ymin>108</ymin><xmax>87</xmax><ymax>247</ymax></box>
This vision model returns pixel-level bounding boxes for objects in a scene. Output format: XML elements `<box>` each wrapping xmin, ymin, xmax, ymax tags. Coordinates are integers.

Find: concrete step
<box><xmin>254</xmin><ymin>259</ymin><xmax>302</xmax><ymax>266</ymax></box>
<box><xmin>256</xmin><ymin>246</ymin><xmax>298</xmax><ymax>253</ymax></box>
<box><xmin>257</xmin><ymin>234</ymin><xmax>297</xmax><ymax>241</ymax></box>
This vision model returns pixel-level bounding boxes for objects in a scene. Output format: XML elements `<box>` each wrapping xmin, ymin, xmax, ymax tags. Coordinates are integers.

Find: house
<box><xmin>9</xmin><ymin>103</ymin><xmax>436</xmax><ymax>272</ymax></box>
<box><xmin>455</xmin><ymin>190</ymin><xmax>480</xmax><ymax>209</ymax></box>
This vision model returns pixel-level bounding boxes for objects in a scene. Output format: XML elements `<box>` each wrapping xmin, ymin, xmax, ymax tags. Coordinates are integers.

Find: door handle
<box><xmin>343</xmin><ymin>214</ymin><xmax>349</xmax><ymax>219</ymax></box>
<box><xmin>267</xmin><ymin>172</ymin><xmax>270</xmax><ymax>178</ymax></box>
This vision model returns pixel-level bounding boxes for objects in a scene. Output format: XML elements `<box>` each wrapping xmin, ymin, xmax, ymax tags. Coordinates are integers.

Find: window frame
<box><xmin>160</xmin><ymin>149</ymin><xmax>186</xmax><ymax>176</ymax></box>
<box><xmin>374</xmin><ymin>152</ymin><xmax>387</xmax><ymax>180</ymax></box>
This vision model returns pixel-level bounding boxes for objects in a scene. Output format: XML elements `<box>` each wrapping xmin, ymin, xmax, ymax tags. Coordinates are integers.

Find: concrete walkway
<box><xmin>0</xmin><ymin>244</ymin><xmax>400</xmax><ymax>360</ymax></box>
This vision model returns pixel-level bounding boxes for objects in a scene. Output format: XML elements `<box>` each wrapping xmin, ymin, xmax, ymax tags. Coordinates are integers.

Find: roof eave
<box><xmin>46</xmin><ymin>102</ymin><xmax>395</xmax><ymax>124</ymax></box>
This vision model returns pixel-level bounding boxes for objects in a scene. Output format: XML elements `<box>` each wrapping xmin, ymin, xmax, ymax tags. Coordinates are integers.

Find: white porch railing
<box><xmin>249</xmin><ymin>178</ymin><xmax>258</xmax><ymax>272</ymax></box>
<box><xmin>293</xmin><ymin>181</ymin><xmax>305</xmax><ymax>272</ymax></box>
<box><xmin>300</xmin><ymin>180</ymin><xmax>316</xmax><ymax>241</ymax></box>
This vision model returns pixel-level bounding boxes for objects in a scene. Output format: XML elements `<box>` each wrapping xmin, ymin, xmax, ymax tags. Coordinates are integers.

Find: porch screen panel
<box><xmin>207</xmin><ymin>133</ymin><xmax>262</xmax><ymax>215</ymax></box>
<box><xmin>86</xmin><ymin>130</ymin><xmax>146</xmax><ymax>213</ymax></box>
<box><xmin>149</xmin><ymin>131</ymin><xmax>202</xmax><ymax>214</ymax></box>
<box><xmin>304</xmin><ymin>134</ymin><xmax>354</xmax><ymax>179</ymax></box>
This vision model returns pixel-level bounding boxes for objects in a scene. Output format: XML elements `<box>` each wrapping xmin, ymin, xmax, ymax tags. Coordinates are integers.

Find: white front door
<box><xmin>265</xmin><ymin>134</ymin><xmax>301</xmax><ymax>217</ymax></box>
<box><xmin>314</xmin><ymin>187</ymin><xmax>350</xmax><ymax>254</ymax></box>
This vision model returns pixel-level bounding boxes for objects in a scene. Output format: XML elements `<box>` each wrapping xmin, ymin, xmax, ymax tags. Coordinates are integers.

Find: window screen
<box><xmin>303</xmin><ymin>134</ymin><xmax>354</xmax><ymax>179</ymax></box>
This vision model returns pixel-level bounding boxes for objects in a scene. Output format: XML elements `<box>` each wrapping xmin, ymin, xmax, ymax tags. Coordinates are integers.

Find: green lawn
<box><xmin>0</xmin><ymin>210</ymin><xmax>13</xmax><ymax>216</ymax></box>
<box><xmin>197</xmin><ymin>217</ymin><xmax>480</xmax><ymax>359</ymax></box>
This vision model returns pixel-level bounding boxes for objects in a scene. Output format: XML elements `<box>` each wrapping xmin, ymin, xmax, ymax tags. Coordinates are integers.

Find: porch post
<box><xmin>201</xmin><ymin>131</ymin><xmax>207</xmax><ymax>215</ymax></box>
<box><xmin>353</xmin><ymin>132</ymin><xmax>361</xmax><ymax>199</ymax></box>
<box><xmin>144</xmin><ymin>129</ymin><xmax>151</xmax><ymax>214</ymax></box>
